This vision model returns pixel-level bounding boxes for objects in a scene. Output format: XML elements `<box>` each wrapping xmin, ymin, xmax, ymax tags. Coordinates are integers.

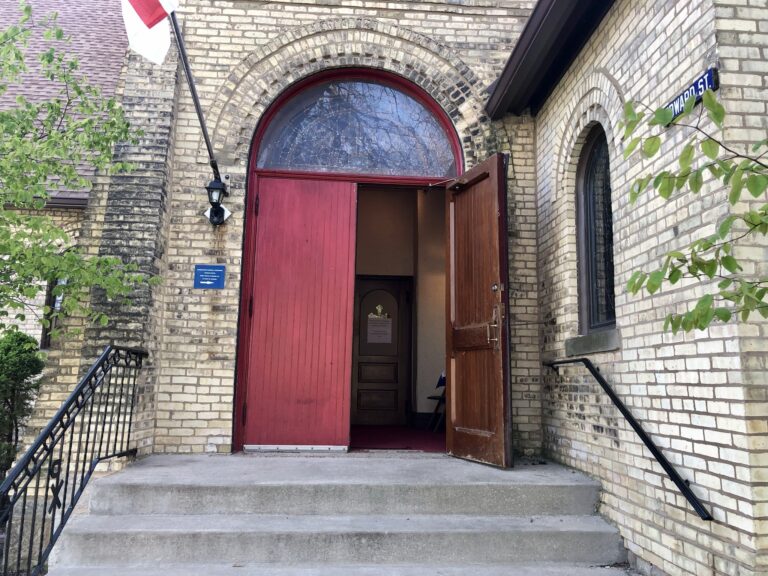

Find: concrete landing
<box><xmin>50</xmin><ymin>564</ymin><xmax>635</xmax><ymax>576</ymax></box>
<box><xmin>89</xmin><ymin>453</ymin><xmax>602</xmax><ymax>516</ymax></box>
<box><xmin>93</xmin><ymin>452</ymin><xmax>596</xmax><ymax>485</ymax></box>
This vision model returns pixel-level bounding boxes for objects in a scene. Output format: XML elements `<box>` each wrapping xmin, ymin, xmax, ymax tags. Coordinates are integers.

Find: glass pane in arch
<box><xmin>584</xmin><ymin>131</ymin><xmax>615</xmax><ymax>330</ymax></box>
<box><xmin>256</xmin><ymin>79</ymin><xmax>457</xmax><ymax>178</ymax></box>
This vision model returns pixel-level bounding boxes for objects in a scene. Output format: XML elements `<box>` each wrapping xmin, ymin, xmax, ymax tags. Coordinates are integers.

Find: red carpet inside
<box><xmin>350</xmin><ymin>426</ymin><xmax>445</xmax><ymax>452</ymax></box>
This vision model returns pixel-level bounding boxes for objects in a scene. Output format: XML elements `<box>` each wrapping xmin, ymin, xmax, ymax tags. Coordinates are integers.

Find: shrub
<box><xmin>0</xmin><ymin>331</ymin><xmax>45</xmax><ymax>479</ymax></box>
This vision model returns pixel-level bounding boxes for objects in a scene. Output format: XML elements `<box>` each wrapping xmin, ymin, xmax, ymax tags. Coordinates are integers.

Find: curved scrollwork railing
<box><xmin>0</xmin><ymin>345</ymin><xmax>148</xmax><ymax>576</ymax></box>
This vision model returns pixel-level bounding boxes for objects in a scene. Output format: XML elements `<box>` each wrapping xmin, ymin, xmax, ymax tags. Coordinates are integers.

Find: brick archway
<box><xmin>545</xmin><ymin>69</ymin><xmax>626</xmax><ymax>337</ymax></box>
<box><xmin>204</xmin><ymin>17</ymin><xmax>501</xmax><ymax>170</ymax></box>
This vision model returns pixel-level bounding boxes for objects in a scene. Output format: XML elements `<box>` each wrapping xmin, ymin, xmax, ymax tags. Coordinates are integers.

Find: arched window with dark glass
<box><xmin>256</xmin><ymin>77</ymin><xmax>457</xmax><ymax>178</ymax></box>
<box><xmin>40</xmin><ymin>277</ymin><xmax>66</xmax><ymax>349</ymax></box>
<box><xmin>577</xmin><ymin>126</ymin><xmax>615</xmax><ymax>332</ymax></box>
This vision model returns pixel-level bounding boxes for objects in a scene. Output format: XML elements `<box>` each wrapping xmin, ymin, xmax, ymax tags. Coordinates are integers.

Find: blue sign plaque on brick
<box><xmin>665</xmin><ymin>68</ymin><xmax>719</xmax><ymax>121</ymax></box>
<box><xmin>194</xmin><ymin>265</ymin><xmax>226</xmax><ymax>289</ymax></box>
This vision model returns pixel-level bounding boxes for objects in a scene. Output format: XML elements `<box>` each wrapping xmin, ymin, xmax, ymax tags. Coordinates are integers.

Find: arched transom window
<box><xmin>256</xmin><ymin>77</ymin><xmax>458</xmax><ymax>178</ymax></box>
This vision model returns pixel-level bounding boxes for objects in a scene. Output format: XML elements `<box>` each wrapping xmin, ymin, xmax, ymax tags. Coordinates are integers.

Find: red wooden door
<box><xmin>241</xmin><ymin>176</ymin><xmax>357</xmax><ymax>448</ymax></box>
<box><xmin>445</xmin><ymin>154</ymin><xmax>511</xmax><ymax>467</ymax></box>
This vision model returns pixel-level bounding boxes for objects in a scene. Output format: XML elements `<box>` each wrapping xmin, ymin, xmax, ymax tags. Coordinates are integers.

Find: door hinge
<box><xmin>241</xmin><ymin>402</ymin><xmax>247</xmax><ymax>425</ymax></box>
<box><xmin>448</xmin><ymin>171</ymin><xmax>489</xmax><ymax>194</ymax></box>
<box><xmin>249</xmin><ymin>295</ymin><xmax>253</xmax><ymax>318</ymax></box>
<box><xmin>254</xmin><ymin>196</ymin><xmax>260</xmax><ymax>215</ymax></box>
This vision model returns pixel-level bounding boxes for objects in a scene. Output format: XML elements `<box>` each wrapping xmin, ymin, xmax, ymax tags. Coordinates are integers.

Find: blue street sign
<box><xmin>194</xmin><ymin>264</ymin><xmax>226</xmax><ymax>289</ymax></box>
<box><xmin>665</xmin><ymin>68</ymin><xmax>719</xmax><ymax>121</ymax></box>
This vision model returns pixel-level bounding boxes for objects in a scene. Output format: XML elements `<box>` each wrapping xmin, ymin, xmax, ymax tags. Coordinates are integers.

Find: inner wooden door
<box><xmin>351</xmin><ymin>277</ymin><xmax>412</xmax><ymax>426</ymax></box>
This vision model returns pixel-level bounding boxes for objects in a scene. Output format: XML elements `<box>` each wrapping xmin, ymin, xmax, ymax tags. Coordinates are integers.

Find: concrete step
<box><xmin>52</xmin><ymin>513</ymin><xmax>627</xmax><ymax>567</ymax></box>
<box><xmin>89</xmin><ymin>454</ymin><xmax>601</xmax><ymax>516</ymax></box>
<box><xmin>48</xmin><ymin>563</ymin><xmax>635</xmax><ymax>576</ymax></box>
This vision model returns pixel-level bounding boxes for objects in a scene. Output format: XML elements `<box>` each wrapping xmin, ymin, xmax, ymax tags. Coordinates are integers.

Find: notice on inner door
<box><xmin>367</xmin><ymin>317</ymin><xmax>393</xmax><ymax>344</ymax></box>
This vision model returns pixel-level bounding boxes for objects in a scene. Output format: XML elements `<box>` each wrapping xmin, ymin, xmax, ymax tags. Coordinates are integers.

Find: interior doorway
<box><xmin>349</xmin><ymin>185</ymin><xmax>446</xmax><ymax>452</ymax></box>
<box><xmin>352</xmin><ymin>276</ymin><xmax>412</xmax><ymax>427</ymax></box>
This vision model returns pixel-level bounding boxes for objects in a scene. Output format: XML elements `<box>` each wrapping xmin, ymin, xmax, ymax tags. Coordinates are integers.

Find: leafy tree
<box><xmin>622</xmin><ymin>90</ymin><xmax>767</xmax><ymax>333</ymax></box>
<box><xmin>0</xmin><ymin>1</ymin><xmax>148</xmax><ymax>339</ymax></box>
<box><xmin>0</xmin><ymin>331</ymin><xmax>45</xmax><ymax>478</ymax></box>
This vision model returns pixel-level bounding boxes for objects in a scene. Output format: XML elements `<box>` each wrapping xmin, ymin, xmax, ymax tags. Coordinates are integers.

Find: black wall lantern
<box><xmin>205</xmin><ymin>176</ymin><xmax>230</xmax><ymax>226</ymax></box>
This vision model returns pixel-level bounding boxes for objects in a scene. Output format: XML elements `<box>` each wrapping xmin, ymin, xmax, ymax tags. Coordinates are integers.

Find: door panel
<box><xmin>352</xmin><ymin>278</ymin><xmax>412</xmax><ymax>426</ymax></box>
<box><xmin>242</xmin><ymin>177</ymin><xmax>356</xmax><ymax>447</ymax></box>
<box><xmin>446</xmin><ymin>154</ymin><xmax>511</xmax><ymax>467</ymax></box>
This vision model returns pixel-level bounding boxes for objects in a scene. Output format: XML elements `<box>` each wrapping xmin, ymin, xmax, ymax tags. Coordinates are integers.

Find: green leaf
<box><xmin>643</xmin><ymin>136</ymin><xmax>662</xmax><ymax>158</ymax></box>
<box><xmin>714</xmin><ymin>308</ymin><xmax>732</xmax><ymax>323</ymax></box>
<box><xmin>629</xmin><ymin>177</ymin><xmax>651</xmax><ymax>204</ymax></box>
<box><xmin>668</xmin><ymin>250</ymin><xmax>687</xmax><ymax>263</ymax></box>
<box><xmin>730</xmin><ymin>167</ymin><xmax>744</xmax><ymax>205</ymax></box>
<box><xmin>747</xmin><ymin>173</ymin><xmax>768</xmax><ymax>198</ymax></box>
<box><xmin>701</xmin><ymin>138</ymin><xmax>720</xmax><ymax>160</ymax></box>
<box><xmin>658</xmin><ymin>174</ymin><xmax>674</xmax><ymax>199</ymax></box>
<box><xmin>741</xmin><ymin>308</ymin><xmax>751</xmax><ymax>321</ymax></box>
<box><xmin>707</xmin><ymin>164</ymin><xmax>723</xmax><ymax>179</ymax></box>
<box><xmin>683</xmin><ymin>95</ymin><xmax>697</xmax><ymax>115</ymax></box>
<box><xmin>623</xmin><ymin>101</ymin><xmax>638</xmax><ymax>122</ymax></box>
<box><xmin>702</xmin><ymin>89</ymin><xmax>725</xmax><ymax>127</ymax></box>
<box><xmin>669</xmin><ymin>268</ymin><xmax>682</xmax><ymax>284</ymax></box>
<box><xmin>703</xmin><ymin>260</ymin><xmax>718</xmax><ymax>279</ymax></box>
<box><xmin>646</xmin><ymin>271</ymin><xmax>664</xmax><ymax>294</ymax></box>
<box><xmin>718</xmin><ymin>278</ymin><xmax>733</xmax><ymax>289</ymax></box>
<box><xmin>650</xmin><ymin>107</ymin><xmax>674</xmax><ymax>126</ymax></box>
<box><xmin>623</xmin><ymin>137</ymin><xmax>641</xmax><ymax>159</ymax></box>
<box><xmin>721</xmin><ymin>255</ymin><xmax>741</xmax><ymax>274</ymax></box>
<box><xmin>695</xmin><ymin>294</ymin><xmax>714</xmax><ymax>313</ymax></box>
<box><xmin>718</xmin><ymin>215</ymin><xmax>737</xmax><ymax>239</ymax></box>
<box><xmin>679</xmin><ymin>143</ymin><xmax>695</xmax><ymax>171</ymax></box>
<box><xmin>699</xmin><ymin>306</ymin><xmax>716</xmax><ymax>330</ymax></box>
<box><xmin>689</xmin><ymin>169</ymin><xmax>704</xmax><ymax>193</ymax></box>
<box><xmin>626</xmin><ymin>271</ymin><xmax>646</xmax><ymax>294</ymax></box>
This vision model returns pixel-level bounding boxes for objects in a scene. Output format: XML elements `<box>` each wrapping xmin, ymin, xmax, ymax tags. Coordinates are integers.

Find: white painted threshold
<box><xmin>243</xmin><ymin>445</ymin><xmax>349</xmax><ymax>452</ymax></box>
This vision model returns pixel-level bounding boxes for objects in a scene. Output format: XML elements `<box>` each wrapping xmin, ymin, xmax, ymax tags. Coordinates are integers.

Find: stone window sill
<box><xmin>565</xmin><ymin>328</ymin><xmax>620</xmax><ymax>357</ymax></box>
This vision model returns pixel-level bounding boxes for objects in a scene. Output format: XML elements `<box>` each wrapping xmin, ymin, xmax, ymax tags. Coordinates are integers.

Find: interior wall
<box><xmin>415</xmin><ymin>188</ymin><xmax>446</xmax><ymax>413</ymax></box>
<box><xmin>356</xmin><ymin>188</ymin><xmax>415</xmax><ymax>276</ymax></box>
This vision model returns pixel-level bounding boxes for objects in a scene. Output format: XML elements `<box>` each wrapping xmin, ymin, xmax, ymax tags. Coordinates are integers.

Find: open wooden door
<box><xmin>445</xmin><ymin>153</ymin><xmax>511</xmax><ymax>467</ymax></box>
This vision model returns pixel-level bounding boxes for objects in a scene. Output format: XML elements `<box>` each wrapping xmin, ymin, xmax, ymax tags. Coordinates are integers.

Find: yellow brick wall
<box><xmin>714</xmin><ymin>1</ymin><xmax>768</xmax><ymax>572</ymax></box>
<box><xmin>150</xmin><ymin>0</ymin><xmax>536</xmax><ymax>454</ymax></box>
<box><xmin>533</xmin><ymin>0</ymin><xmax>767</xmax><ymax>574</ymax></box>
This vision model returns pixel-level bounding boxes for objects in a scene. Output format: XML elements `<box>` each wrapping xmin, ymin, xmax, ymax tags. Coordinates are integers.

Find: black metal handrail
<box><xmin>543</xmin><ymin>357</ymin><xmax>713</xmax><ymax>521</ymax></box>
<box><xmin>0</xmin><ymin>345</ymin><xmax>148</xmax><ymax>575</ymax></box>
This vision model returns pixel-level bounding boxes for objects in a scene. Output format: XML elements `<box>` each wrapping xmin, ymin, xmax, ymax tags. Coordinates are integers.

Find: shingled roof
<box><xmin>0</xmin><ymin>0</ymin><xmax>129</xmax><ymax>206</ymax></box>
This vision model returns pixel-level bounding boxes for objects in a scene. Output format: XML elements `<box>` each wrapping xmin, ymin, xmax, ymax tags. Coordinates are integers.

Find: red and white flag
<box><xmin>121</xmin><ymin>0</ymin><xmax>179</xmax><ymax>65</ymax></box>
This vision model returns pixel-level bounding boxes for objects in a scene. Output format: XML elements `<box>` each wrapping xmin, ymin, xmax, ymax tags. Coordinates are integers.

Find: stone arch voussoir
<box><xmin>205</xmin><ymin>18</ymin><xmax>498</xmax><ymax>170</ymax></box>
<box><xmin>556</xmin><ymin>68</ymin><xmax>625</xmax><ymax>197</ymax></box>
